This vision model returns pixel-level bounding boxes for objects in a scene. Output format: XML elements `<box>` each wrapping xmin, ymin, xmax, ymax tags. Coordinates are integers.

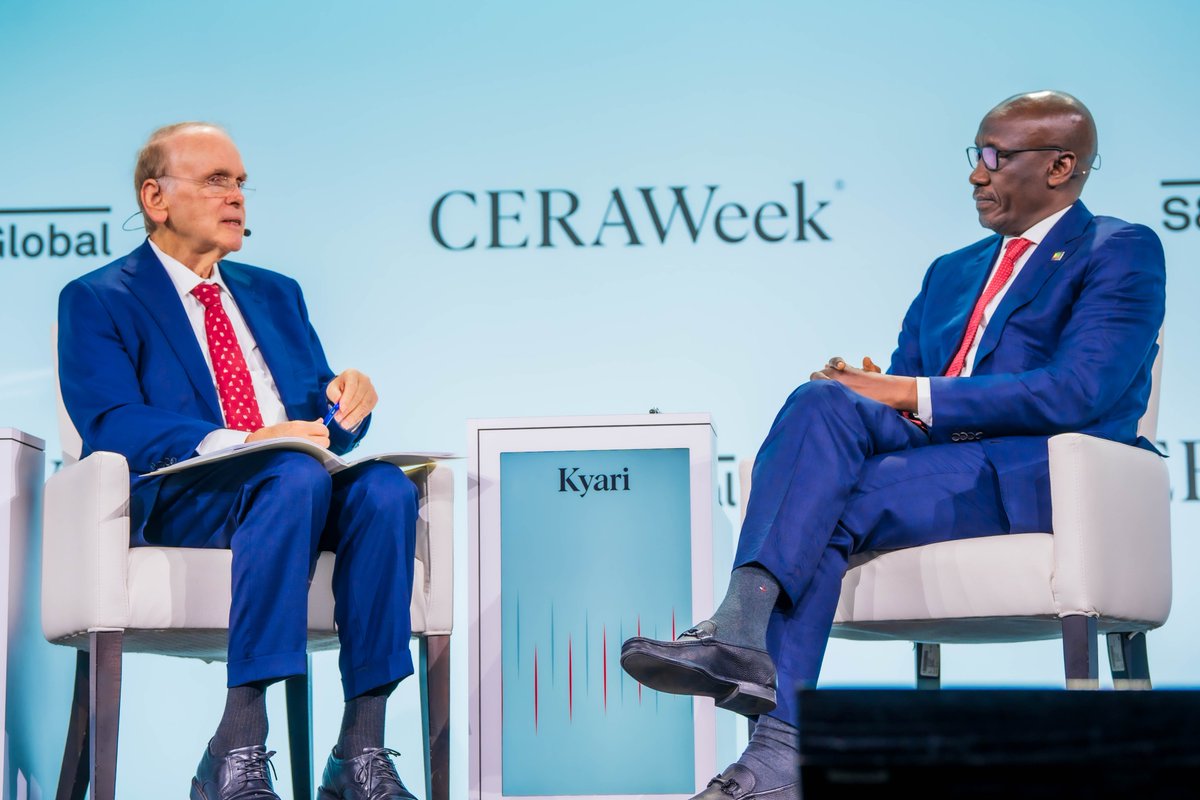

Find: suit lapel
<box><xmin>120</xmin><ymin>241</ymin><xmax>223</xmax><ymax>422</ymax></box>
<box><xmin>971</xmin><ymin>201</ymin><xmax>1093</xmax><ymax>368</ymax></box>
<box><xmin>931</xmin><ymin>239</ymin><xmax>1001</xmax><ymax>375</ymax></box>
<box><xmin>219</xmin><ymin>262</ymin><xmax>300</xmax><ymax>410</ymax></box>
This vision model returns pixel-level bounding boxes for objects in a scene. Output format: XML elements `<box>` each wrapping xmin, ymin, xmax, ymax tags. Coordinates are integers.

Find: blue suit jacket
<box><xmin>887</xmin><ymin>201</ymin><xmax>1166</xmax><ymax>532</ymax></box>
<box><xmin>58</xmin><ymin>240</ymin><xmax>369</xmax><ymax>534</ymax></box>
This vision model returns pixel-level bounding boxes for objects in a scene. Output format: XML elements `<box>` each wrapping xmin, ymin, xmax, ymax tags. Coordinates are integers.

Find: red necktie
<box><xmin>191</xmin><ymin>282</ymin><xmax>264</xmax><ymax>432</ymax></box>
<box><xmin>943</xmin><ymin>237</ymin><xmax>1034</xmax><ymax>377</ymax></box>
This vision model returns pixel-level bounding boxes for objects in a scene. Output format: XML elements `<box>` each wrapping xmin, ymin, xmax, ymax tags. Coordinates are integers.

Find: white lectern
<box><xmin>468</xmin><ymin>413</ymin><xmax>729</xmax><ymax>800</ymax></box>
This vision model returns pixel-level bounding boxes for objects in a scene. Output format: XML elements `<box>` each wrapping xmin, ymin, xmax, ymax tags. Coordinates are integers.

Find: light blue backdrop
<box><xmin>2</xmin><ymin>1</ymin><xmax>1198</xmax><ymax>798</ymax></box>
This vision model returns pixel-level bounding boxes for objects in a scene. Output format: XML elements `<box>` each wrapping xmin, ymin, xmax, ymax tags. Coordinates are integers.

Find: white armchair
<box><xmin>739</xmin><ymin>337</ymin><xmax>1169</xmax><ymax>689</ymax></box>
<box><xmin>43</xmin><ymin>367</ymin><xmax>454</xmax><ymax>800</ymax></box>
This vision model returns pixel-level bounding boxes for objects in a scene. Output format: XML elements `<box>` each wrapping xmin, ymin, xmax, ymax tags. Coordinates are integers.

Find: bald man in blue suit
<box><xmin>622</xmin><ymin>91</ymin><xmax>1166</xmax><ymax>800</ymax></box>
<box><xmin>59</xmin><ymin>123</ymin><xmax>420</xmax><ymax>800</ymax></box>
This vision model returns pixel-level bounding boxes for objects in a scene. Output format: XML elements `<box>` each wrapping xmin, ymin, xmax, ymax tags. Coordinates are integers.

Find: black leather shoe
<box><xmin>190</xmin><ymin>742</ymin><xmax>281</xmax><ymax>800</ymax></box>
<box><xmin>691</xmin><ymin>763</ymin><xmax>800</xmax><ymax>799</ymax></box>
<box><xmin>318</xmin><ymin>747</ymin><xmax>418</xmax><ymax>799</ymax></box>
<box><xmin>620</xmin><ymin>620</ymin><xmax>776</xmax><ymax>716</ymax></box>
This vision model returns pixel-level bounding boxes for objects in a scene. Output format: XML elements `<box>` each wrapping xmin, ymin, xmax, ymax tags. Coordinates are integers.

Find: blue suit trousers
<box><xmin>135</xmin><ymin>451</ymin><xmax>419</xmax><ymax>700</ymax></box>
<box><xmin>735</xmin><ymin>380</ymin><xmax>1053</xmax><ymax>727</ymax></box>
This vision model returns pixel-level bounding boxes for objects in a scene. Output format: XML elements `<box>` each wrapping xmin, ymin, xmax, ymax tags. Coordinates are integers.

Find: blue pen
<box><xmin>322</xmin><ymin>402</ymin><xmax>340</xmax><ymax>426</ymax></box>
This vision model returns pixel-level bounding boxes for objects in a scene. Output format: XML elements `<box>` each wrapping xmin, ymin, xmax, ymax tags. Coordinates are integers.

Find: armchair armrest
<box><xmin>42</xmin><ymin>451</ymin><xmax>133</xmax><ymax>641</ymax></box>
<box><xmin>1048</xmin><ymin>433</ymin><xmax>1171</xmax><ymax>624</ymax></box>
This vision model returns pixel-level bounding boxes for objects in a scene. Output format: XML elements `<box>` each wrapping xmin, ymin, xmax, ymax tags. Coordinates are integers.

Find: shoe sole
<box><xmin>195</xmin><ymin>780</ymin><xmax>285</xmax><ymax>800</ymax></box>
<box><xmin>318</xmin><ymin>785</ymin><xmax>415</xmax><ymax>800</ymax></box>
<box><xmin>695</xmin><ymin>780</ymin><xmax>801</xmax><ymax>799</ymax></box>
<box><xmin>620</xmin><ymin>648</ymin><xmax>776</xmax><ymax>716</ymax></box>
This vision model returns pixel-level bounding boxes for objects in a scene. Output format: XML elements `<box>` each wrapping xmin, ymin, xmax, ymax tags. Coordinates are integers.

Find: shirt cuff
<box><xmin>196</xmin><ymin>428</ymin><xmax>251</xmax><ymax>455</ymax></box>
<box><xmin>916</xmin><ymin>377</ymin><xmax>933</xmax><ymax>427</ymax></box>
<box><xmin>329</xmin><ymin>417</ymin><xmax>361</xmax><ymax>435</ymax></box>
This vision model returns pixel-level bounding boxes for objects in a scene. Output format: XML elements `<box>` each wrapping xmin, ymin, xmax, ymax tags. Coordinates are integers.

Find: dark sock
<box><xmin>335</xmin><ymin>679</ymin><xmax>400</xmax><ymax>758</ymax></box>
<box><xmin>707</xmin><ymin>564</ymin><xmax>781</xmax><ymax>648</ymax></box>
<box><xmin>735</xmin><ymin>714</ymin><xmax>799</xmax><ymax>789</ymax></box>
<box><xmin>211</xmin><ymin>681</ymin><xmax>271</xmax><ymax>754</ymax></box>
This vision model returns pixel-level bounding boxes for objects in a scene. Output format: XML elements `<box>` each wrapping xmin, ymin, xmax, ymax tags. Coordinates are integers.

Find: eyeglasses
<box><xmin>156</xmin><ymin>174</ymin><xmax>254</xmax><ymax>196</ymax></box>
<box><xmin>966</xmin><ymin>146</ymin><xmax>1067</xmax><ymax>172</ymax></box>
<box><xmin>966</xmin><ymin>147</ymin><xmax>1102</xmax><ymax>174</ymax></box>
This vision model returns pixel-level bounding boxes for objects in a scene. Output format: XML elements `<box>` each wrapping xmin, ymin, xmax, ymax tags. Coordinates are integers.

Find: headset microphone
<box><xmin>243</xmin><ymin>228</ymin><xmax>252</xmax><ymax>237</ymax></box>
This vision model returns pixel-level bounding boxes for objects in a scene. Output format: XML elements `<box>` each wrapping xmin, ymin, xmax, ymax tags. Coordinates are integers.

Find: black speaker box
<box><xmin>797</xmin><ymin>688</ymin><xmax>1200</xmax><ymax>798</ymax></box>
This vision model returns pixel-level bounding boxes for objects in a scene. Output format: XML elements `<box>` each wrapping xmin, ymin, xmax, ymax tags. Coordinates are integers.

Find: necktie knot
<box><xmin>1003</xmin><ymin>236</ymin><xmax>1034</xmax><ymax>264</ymax></box>
<box><xmin>191</xmin><ymin>282</ymin><xmax>222</xmax><ymax>309</ymax></box>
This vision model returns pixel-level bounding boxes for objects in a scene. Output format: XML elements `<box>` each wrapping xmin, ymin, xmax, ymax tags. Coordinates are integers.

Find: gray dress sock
<box><xmin>706</xmin><ymin>564</ymin><xmax>781</xmax><ymax>648</ymax></box>
<box><xmin>736</xmin><ymin>714</ymin><xmax>800</xmax><ymax>790</ymax></box>
<box><xmin>335</xmin><ymin>679</ymin><xmax>399</xmax><ymax>757</ymax></box>
<box><xmin>211</xmin><ymin>682</ymin><xmax>269</xmax><ymax>754</ymax></box>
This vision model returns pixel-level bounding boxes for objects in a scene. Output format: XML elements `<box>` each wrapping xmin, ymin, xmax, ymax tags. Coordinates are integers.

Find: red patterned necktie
<box><xmin>943</xmin><ymin>237</ymin><xmax>1034</xmax><ymax>377</ymax></box>
<box><xmin>191</xmin><ymin>282</ymin><xmax>264</xmax><ymax>432</ymax></box>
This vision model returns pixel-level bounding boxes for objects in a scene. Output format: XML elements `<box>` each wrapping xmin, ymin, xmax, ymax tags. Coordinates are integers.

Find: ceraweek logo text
<box><xmin>558</xmin><ymin>466</ymin><xmax>630</xmax><ymax>498</ymax></box>
<box><xmin>430</xmin><ymin>181</ymin><xmax>837</xmax><ymax>250</ymax></box>
<box><xmin>0</xmin><ymin>206</ymin><xmax>114</xmax><ymax>259</ymax></box>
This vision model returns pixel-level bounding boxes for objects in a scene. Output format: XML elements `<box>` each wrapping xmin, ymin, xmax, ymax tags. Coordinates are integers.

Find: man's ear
<box><xmin>140</xmin><ymin>178</ymin><xmax>169</xmax><ymax>228</ymax></box>
<box><xmin>1047</xmin><ymin>151</ymin><xmax>1077</xmax><ymax>188</ymax></box>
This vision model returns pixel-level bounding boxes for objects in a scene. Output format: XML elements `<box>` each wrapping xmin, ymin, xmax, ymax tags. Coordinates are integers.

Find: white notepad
<box><xmin>144</xmin><ymin>436</ymin><xmax>459</xmax><ymax>477</ymax></box>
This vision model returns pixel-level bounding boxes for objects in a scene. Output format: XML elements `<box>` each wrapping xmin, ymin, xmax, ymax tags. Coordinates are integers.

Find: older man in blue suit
<box><xmin>59</xmin><ymin>123</ymin><xmax>419</xmax><ymax>800</ymax></box>
<box><xmin>622</xmin><ymin>91</ymin><xmax>1166</xmax><ymax>799</ymax></box>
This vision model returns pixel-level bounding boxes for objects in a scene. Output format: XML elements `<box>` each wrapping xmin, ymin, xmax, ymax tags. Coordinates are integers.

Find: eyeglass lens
<box><xmin>966</xmin><ymin>146</ymin><xmax>999</xmax><ymax>170</ymax></box>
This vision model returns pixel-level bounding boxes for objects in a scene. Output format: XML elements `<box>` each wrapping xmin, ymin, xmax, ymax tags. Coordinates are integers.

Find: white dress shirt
<box><xmin>915</xmin><ymin>205</ymin><xmax>1073</xmax><ymax>426</ymax></box>
<box><xmin>149</xmin><ymin>240</ymin><xmax>289</xmax><ymax>454</ymax></box>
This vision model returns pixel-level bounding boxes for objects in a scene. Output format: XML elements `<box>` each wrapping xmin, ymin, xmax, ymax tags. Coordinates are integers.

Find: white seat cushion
<box><xmin>833</xmin><ymin>533</ymin><xmax>1062</xmax><ymax>643</ymax></box>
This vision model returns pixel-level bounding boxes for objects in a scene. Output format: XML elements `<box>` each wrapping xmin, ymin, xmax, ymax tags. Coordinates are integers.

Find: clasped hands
<box><xmin>246</xmin><ymin>369</ymin><xmax>378</xmax><ymax>447</ymax></box>
<box><xmin>810</xmin><ymin>356</ymin><xmax>918</xmax><ymax>412</ymax></box>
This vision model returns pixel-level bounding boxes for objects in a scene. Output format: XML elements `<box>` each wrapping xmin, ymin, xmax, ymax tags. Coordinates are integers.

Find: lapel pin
<box><xmin>1051</xmin><ymin>251</ymin><xmax>1065</xmax><ymax>261</ymax></box>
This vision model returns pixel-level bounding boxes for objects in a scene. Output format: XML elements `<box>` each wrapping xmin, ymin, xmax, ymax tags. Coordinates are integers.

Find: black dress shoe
<box><xmin>620</xmin><ymin>620</ymin><xmax>777</xmax><ymax>716</ymax></box>
<box><xmin>190</xmin><ymin>742</ymin><xmax>281</xmax><ymax>800</ymax></box>
<box><xmin>318</xmin><ymin>747</ymin><xmax>418</xmax><ymax>800</ymax></box>
<box><xmin>691</xmin><ymin>763</ymin><xmax>800</xmax><ymax>799</ymax></box>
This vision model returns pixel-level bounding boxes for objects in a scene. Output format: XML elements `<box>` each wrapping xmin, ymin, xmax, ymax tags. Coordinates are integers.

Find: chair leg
<box><xmin>55</xmin><ymin>650</ymin><xmax>90</xmax><ymax>800</ymax></box>
<box><xmin>89</xmin><ymin>630</ymin><xmax>123</xmax><ymax>800</ymax></box>
<box><xmin>915</xmin><ymin>643</ymin><xmax>941</xmax><ymax>689</ymax></box>
<box><xmin>285</xmin><ymin>658</ymin><xmax>315</xmax><ymax>800</ymax></box>
<box><xmin>1107</xmin><ymin>632</ymin><xmax>1152</xmax><ymax>689</ymax></box>
<box><xmin>1061</xmin><ymin>615</ymin><xmax>1099</xmax><ymax>688</ymax></box>
<box><xmin>419</xmin><ymin>635</ymin><xmax>451</xmax><ymax>800</ymax></box>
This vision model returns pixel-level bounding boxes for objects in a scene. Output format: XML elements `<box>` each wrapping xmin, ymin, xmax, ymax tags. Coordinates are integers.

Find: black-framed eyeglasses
<box><xmin>156</xmin><ymin>174</ymin><xmax>254</xmax><ymax>196</ymax></box>
<box><xmin>966</xmin><ymin>145</ymin><xmax>1067</xmax><ymax>172</ymax></box>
